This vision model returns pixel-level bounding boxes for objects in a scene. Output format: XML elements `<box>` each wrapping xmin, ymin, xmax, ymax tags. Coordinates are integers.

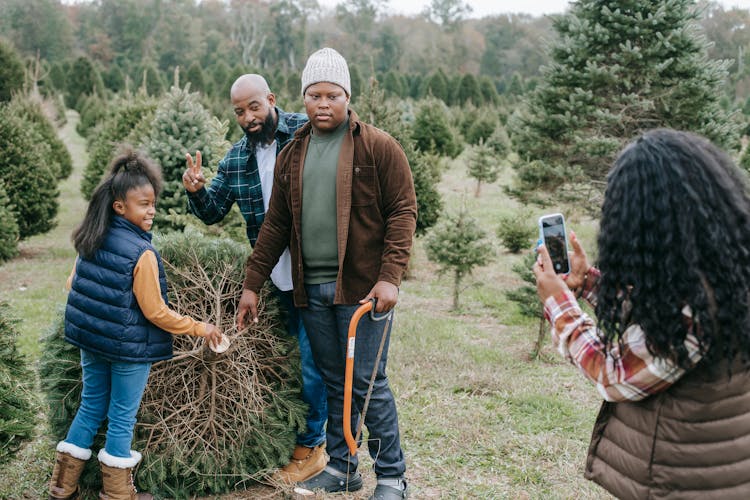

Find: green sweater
<box><xmin>301</xmin><ymin>119</ymin><xmax>348</xmax><ymax>284</ymax></box>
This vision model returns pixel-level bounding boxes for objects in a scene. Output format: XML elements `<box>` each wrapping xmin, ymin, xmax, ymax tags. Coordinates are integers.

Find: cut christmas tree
<box><xmin>40</xmin><ymin>231</ymin><xmax>306</xmax><ymax>497</ymax></box>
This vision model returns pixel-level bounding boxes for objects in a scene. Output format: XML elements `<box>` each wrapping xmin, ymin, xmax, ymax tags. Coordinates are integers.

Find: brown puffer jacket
<box><xmin>585</xmin><ymin>360</ymin><xmax>750</xmax><ymax>499</ymax></box>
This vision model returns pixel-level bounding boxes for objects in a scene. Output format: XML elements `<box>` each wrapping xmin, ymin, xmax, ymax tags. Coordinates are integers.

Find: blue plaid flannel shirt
<box><xmin>187</xmin><ymin>108</ymin><xmax>307</xmax><ymax>245</ymax></box>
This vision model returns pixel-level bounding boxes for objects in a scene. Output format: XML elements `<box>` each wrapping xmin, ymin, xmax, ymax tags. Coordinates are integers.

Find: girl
<box><xmin>534</xmin><ymin>129</ymin><xmax>750</xmax><ymax>499</ymax></box>
<box><xmin>48</xmin><ymin>146</ymin><xmax>222</xmax><ymax>500</ymax></box>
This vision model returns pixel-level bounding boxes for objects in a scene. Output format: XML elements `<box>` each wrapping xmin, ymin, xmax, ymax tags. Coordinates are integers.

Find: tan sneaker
<box><xmin>272</xmin><ymin>444</ymin><xmax>327</xmax><ymax>484</ymax></box>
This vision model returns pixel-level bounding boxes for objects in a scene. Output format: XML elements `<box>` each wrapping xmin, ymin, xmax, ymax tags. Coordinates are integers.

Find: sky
<box><xmin>317</xmin><ymin>0</ymin><xmax>750</xmax><ymax>18</ymax></box>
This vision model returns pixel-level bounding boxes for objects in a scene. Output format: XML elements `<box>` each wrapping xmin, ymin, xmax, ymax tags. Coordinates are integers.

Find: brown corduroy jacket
<box><xmin>242</xmin><ymin>109</ymin><xmax>417</xmax><ymax>307</ymax></box>
<box><xmin>585</xmin><ymin>358</ymin><xmax>750</xmax><ymax>499</ymax></box>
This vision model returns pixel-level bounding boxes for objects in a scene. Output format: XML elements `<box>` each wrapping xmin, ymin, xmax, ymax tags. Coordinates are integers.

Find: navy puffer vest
<box><xmin>64</xmin><ymin>216</ymin><xmax>173</xmax><ymax>362</ymax></box>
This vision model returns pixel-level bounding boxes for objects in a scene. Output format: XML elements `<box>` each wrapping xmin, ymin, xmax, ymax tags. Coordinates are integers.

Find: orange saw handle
<box><xmin>343</xmin><ymin>300</ymin><xmax>373</xmax><ymax>456</ymax></box>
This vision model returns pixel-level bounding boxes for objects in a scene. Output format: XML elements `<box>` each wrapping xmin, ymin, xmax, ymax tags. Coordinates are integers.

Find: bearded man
<box><xmin>182</xmin><ymin>74</ymin><xmax>328</xmax><ymax>483</ymax></box>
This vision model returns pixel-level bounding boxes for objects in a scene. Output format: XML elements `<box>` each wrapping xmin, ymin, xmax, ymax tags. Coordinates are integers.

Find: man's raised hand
<box><xmin>183</xmin><ymin>151</ymin><xmax>206</xmax><ymax>193</ymax></box>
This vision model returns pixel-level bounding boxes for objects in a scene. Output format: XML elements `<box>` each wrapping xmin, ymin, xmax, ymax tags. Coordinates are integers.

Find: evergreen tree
<box><xmin>349</xmin><ymin>64</ymin><xmax>364</xmax><ymax>101</ymax></box>
<box><xmin>0</xmin><ymin>104</ymin><xmax>58</xmax><ymax>239</ymax></box>
<box><xmin>465</xmin><ymin>111</ymin><xmax>498</xmax><ymax>145</ymax></box>
<box><xmin>456</xmin><ymin>73</ymin><xmax>482</xmax><ymax>106</ymax></box>
<box><xmin>8</xmin><ymin>95</ymin><xmax>73</xmax><ymax>180</ymax></box>
<box><xmin>446</xmin><ymin>73</ymin><xmax>462</xmax><ymax>105</ymax></box>
<box><xmin>103</xmin><ymin>64</ymin><xmax>126</xmax><ymax>93</ymax></box>
<box><xmin>382</xmin><ymin>70</ymin><xmax>406</xmax><ymax>98</ymax></box>
<box><xmin>421</xmin><ymin>69</ymin><xmax>450</xmax><ymax>103</ymax></box>
<box><xmin>412</xmin><ymin>97</ymin><xmax>462</xmax><ymax>158</ymax></box>
<box><xmin>408</xmin><ymin>73</ymin><xmax>424</xmax><ymax>99</ymax></box>
<box><xmin>268</xmin><ymin>69</ymin><xmax>286</xmax><ymax>96</ymax></box>
<box><xmin>76</xmin><ymin>93</ymin><xmax>107</xmax><ymax>139</ymax></box>
<box><xmin>0</xmin><ymin>185</ymin><xmax>19</xmax><ymax>262</ymax></box>
<box><xmin>467</xmin><ymin>140</ymin><xmax>501</xmax><ymax>196</ymax></box>
<box><xmin>507</xmin><ymin>72</ymin><xmax>524</xmax><ymax>96</ymax></box>
<box><xmin>210</xmin><ymin>60</ymin><xmax>231</xmax><ymax>98</ymax></box>
<box><xmin>285</xmin><ymin>71</ymin><xmax>301</xmax><ymax>98</ymax></box>
<box><xmin>375</xmin><ymin>24</ymin><xmax>402</xmax><ymax>73</ymax></box>
<box><xmin>511</xmin><ymin>0</ymin><xmax>742</xmax><ymax>190</ymax></box>
<box><xmin>425</xmin><ymin>207</ymin><xmax>494</xmax><ymax>310</ymax></box>
<box><xmin>410</xmin><ymin>150</ymin><xmax>444</xmax><ymax>236</ymax></box>
<box><xmin>47</xmin><ymin>62</ymin><xmax>67</xmax><ymax>94</ymax></box>
<box><xmin>66</xmin><ymin>56</ymin><xmax>104</xmax><ymax>110</ymax></box>
<box><xmin>0</xmin><ymin>40</ymin><xmax>24</xmax><ymax>102</ymax></box>
<box><xmin>81</xmin><ymin>93</ymin><xmax>157</xmax><ymax>199</ymax></box>
<box><xmin>139</xmin><ymin>85</ymin><xmax>228</xmax><ymax>231</ymax></box>
<box><xmin>478</xmin><ymin>76</ymin><xmax>499</xmax><ymax>105</ymax></box>
<box><xmin>356</xmin><ymin>79</ymin><xmax>443</xmax><ymax>235</ymax></box>
<box><xmin>185</xmin><ymin>61</ymin><xmax>208</xmax><ymax>94</ymax></box>
<box><xmin>494</xmin><ymin>76</ymin><xmax>507</xmax><ymax>95</ymax></box>
<box><xmin>497</xmin><ymin>212</ymin><xmax>534</xmax><ymax>254</ymax></box>
<box><xmin>505</xmin><ymin>251</ymin><xmax>547</xmax><ymax>360</ymax></box>
<box><xmin>138</xmin><ymin>62</ymin><xmax>164</xmax><ymax>96</ymax></box>
<box><xmin>485</xmin><ymin>123</ymin><xmax>510</xmax><ymax>158</ymax></box>
<box><xmin>739</xmin><ymin>142</ymin><xmax>750</xmax><ymax>172</ymax></box>
<box><xmin>0</xmin><ymin>302</ymin><xmax>36</xmax><ymax>464</ymax></box>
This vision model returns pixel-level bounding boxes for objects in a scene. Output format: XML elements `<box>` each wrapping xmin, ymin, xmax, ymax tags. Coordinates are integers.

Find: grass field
<box><xmin>0</xmin><ymin>112</ymin><xmax>612</xmax><ymax>499</ymax></box>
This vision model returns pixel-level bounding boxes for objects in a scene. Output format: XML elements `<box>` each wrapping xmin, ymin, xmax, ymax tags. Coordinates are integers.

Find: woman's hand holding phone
<box><xmin>563</xmin><ymin>231</ymin><xmax>591</xmax><ymax>291</ymax></box>
<box><xmin>533</xmin><ymin>244</ymin><xmax>569</xmax><ymax>302</ymax></box>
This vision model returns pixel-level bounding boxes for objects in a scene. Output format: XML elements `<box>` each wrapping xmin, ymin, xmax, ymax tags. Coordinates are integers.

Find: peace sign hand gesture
<box><xmin>183</xmin><ymin>151</ymin><xmax>206</xmax><ymax>193</ymax></box>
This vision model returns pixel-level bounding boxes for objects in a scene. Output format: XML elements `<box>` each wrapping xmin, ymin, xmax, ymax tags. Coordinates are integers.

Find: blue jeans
<box><xmin>300</xmin><ymin>282</ymin><xmax>406</xmax><ymax>478</ymax></box>
<box><xmin>275</xmin><ymin>289</ymin><xmax>328</xmax><ymax>448</ymax></box>
<box><xmin>65</xmin><ymin>349</ymin><xmax>151</xmax><ymax>458</ymax></box>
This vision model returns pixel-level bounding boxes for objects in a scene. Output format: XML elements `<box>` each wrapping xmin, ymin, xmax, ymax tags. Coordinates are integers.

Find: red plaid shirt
<box><xmin>544</xmin><ymin>268</ymin><xmax>703</xmax><ymax>402</ymax></box>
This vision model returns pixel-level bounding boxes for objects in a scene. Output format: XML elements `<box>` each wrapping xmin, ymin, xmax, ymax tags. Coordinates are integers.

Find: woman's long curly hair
<box><xmin>596</xmin><ymin>129</ymin><xmax>750</xmax><ymax>369</ymax></box>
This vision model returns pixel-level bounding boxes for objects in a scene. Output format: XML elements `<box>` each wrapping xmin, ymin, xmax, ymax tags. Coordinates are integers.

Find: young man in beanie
<box><xmin>182</xmin><ymin>74</ymin><xmax>328</xmax><ymax>483</ymax></box>
<box><xmin>237</xmin><ymin>48</ymin><xmax>416</xmax><ymax>499</ymax></box>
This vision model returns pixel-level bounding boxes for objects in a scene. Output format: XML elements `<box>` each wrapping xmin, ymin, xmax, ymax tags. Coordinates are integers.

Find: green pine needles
<box><xmin>80</xmin><ymin>93</ymin><xmax>157</xmax><ymax>199</ymax></box>
<box><xmin>426</xmin><ymin>207</ymin><xmax>494</xmax><ymax>310</ymax></box>
<box><xmin>0</xmin><ymin>302</ymin><xmax>37</xmax><ymax>464</ymax></box>
<box><xmin>0</xmin><ymin>104</ymin><xmax>59</xmax><ymax>240</ymax></box>
<box><xmin>467</xmin><ymin>140</ymin><xmax>501</xmax><ymax>197</ymax></box>
<box><xmin>140</xmin><ymin>85</ymin><xmax>229</xmax><ymax>232</ymax></box>
<box><xmin>511</xmin><ymin>0</ymin><xmax>742</xmax><ymax>196</ymax></box>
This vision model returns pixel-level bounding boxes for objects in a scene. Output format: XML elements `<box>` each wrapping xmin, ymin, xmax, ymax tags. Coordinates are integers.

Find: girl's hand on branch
<box><xmin>204</xmin><ymin>324</ymin><xmax>223</xmax><ymax>350</ymax></box>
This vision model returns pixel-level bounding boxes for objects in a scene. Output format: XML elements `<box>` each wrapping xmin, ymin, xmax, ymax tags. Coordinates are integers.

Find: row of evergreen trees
<box><xmin>0</xmin><ymin>41</ymin><xmax>71</xmax><ymax>262</ymax></box>
<box><xmin>42</xmin><ymin>52</ymin><xmax>518</xmax><ymax>121</ymax></box>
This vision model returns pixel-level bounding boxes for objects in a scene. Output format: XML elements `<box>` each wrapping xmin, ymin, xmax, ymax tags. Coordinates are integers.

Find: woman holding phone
<box><xmin>534</xmin><ymin>128</ymin><xmax>750</xmax><ymax>499</ymax></box>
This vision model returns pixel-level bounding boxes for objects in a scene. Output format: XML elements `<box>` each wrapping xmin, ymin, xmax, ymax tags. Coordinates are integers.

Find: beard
<box><xmin>244</xmin><ymin>112</ymin><xmax>276</xmax><ymax>147</ymax></box>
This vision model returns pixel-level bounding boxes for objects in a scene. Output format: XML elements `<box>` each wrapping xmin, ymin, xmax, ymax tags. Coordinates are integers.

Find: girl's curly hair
<box><xmin>72</xmin><ymin>144</ymin><xmax>162</xmax><ymax>259</ymax></box>
<box><xmin>596</xmin><ymin>129</ymin><xmax>750</xmax><ymax>369</ymax></box>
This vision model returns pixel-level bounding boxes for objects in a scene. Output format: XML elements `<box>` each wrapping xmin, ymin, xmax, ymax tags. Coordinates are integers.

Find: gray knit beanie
<box><xmin>301</xmin><ymin>47</ymin><xmax>351</xmax><ymax>96</ymax></box>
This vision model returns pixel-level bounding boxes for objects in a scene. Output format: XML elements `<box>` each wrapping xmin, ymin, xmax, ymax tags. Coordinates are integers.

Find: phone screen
<box><xmin>541</xmin><ymin>215</ymin><xmax>569</xmax><ymax>274</ymax></box>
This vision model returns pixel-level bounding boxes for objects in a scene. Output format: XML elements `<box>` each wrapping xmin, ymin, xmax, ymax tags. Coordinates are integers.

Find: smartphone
<box><xmin>538</xmin><ymin>213</ymin><xmax>570</xmax><ymax>274</ymax></box>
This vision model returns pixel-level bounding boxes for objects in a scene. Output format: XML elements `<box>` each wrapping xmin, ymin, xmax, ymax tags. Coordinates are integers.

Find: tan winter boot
<box><xmin>97</xmin><ymin>449</ymin><xmax>153</xmax><ymax>500</ymax></box>
<box><xmin>49</xmin><ymin>441</ymin><xmax>92</xmax><ymax>500</ymax></box>
<box><xmin>272</xmin><ymin>444</ymin><xmax>328</xmax><ymax>484</ymax></box>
